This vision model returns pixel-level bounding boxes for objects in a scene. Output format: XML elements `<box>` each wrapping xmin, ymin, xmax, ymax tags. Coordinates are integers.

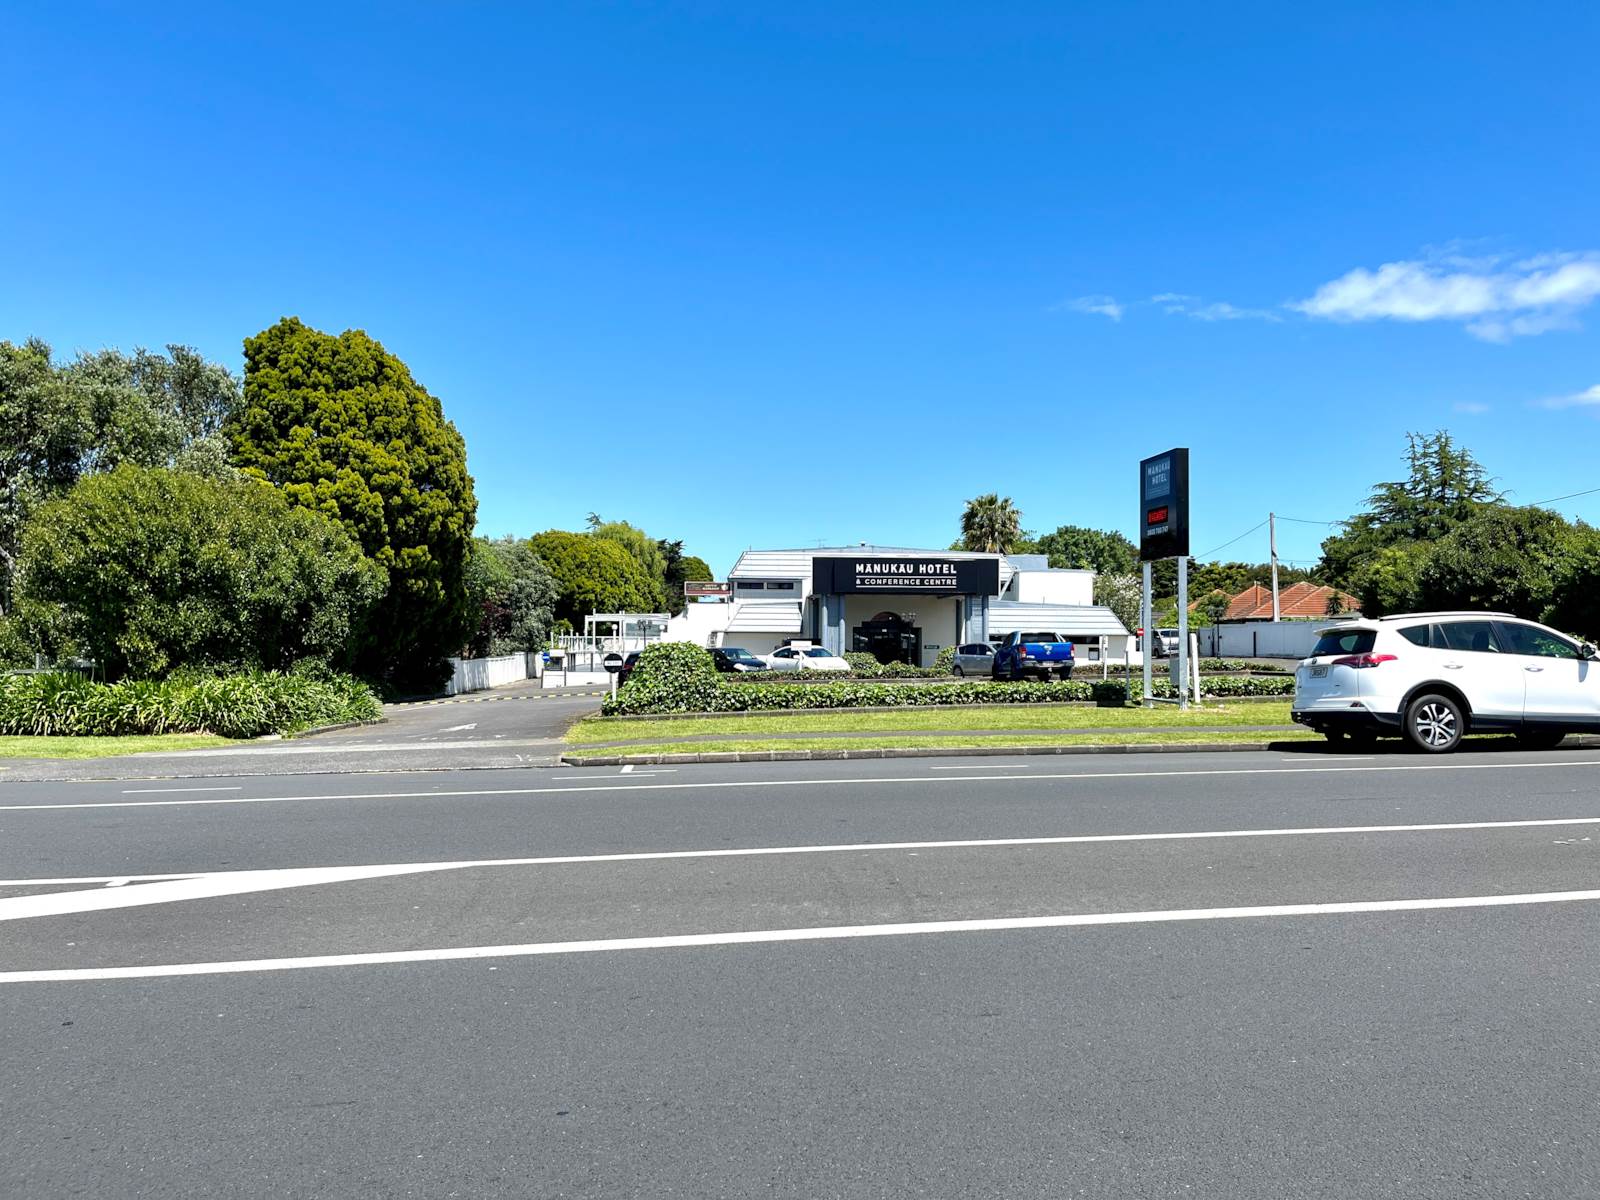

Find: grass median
<box><xmin>0</xmin><ymin>733</ymin><xmax>237</xmax><ymax>760</ymax></box>
<box><xmin>563</xmin><ymin>728</ymin><xmax>1319</xmax><ymax>758</ymax></box>
<box><xmin>568</xmin><ymin>700</ymin><xmax>1295</xmax><ymax>744</ymax></box>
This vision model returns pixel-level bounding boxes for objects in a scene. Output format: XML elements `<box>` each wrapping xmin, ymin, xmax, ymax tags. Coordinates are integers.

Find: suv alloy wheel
<box><xmin>1405</xmin><ymin>693</ymin><xmax>1463</xmax><ymax>753</ymax></box>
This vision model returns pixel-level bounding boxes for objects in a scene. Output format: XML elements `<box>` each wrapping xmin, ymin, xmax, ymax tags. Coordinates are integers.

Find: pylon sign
<box><xmin>1139</xmin><ymin>448</ymin><xmax>1190</xmax><ymax>561</ymax></box>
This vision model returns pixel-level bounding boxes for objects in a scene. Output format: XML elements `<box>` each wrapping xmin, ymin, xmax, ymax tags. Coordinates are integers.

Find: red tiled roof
<box><xmin>1194</xmin><ymin>582</ymin><xmax>1359</xmax><ymax>621</ymax></box>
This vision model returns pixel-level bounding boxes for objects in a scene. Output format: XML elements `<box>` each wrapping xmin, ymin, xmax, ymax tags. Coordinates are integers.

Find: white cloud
<box><xmin>1058</xmin><ymin>294</ymin><xmax>1124</xmax><ymax>321</ymax></box>
<box><xmin>1150</xmin><ymin>294</ymin><xmax>1280</xmax><ymax>322</ymax></box>
<box><xmin>1537</xmin><ymin>384</ymin><xmax>1600</xmax><ymax>410</ymax></box>
<box><xmin>1453</xmin><ymin>401</ymin><xmax>1491</xmax><ymax>414</ymax></box>
<box><xmin>1293</xmin><ymin>251</ymin><xmax>1600</xmax><ymax>340</ymax></box>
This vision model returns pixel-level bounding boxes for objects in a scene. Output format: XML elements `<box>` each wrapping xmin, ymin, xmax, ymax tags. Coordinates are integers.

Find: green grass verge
<box><xmin>0</xmin><ymin>733</ymin><xmax>237</xmax><ymax>760</ymax></box>
<box><xmin>563</xmin><ymin>729</ymin><xmax>1320</xmax><ymax>758</ymax></box>
<box><xmin>568</xmin><ymin>701</ymin><xmax>1295</xmax><ymax>744</ymax></box>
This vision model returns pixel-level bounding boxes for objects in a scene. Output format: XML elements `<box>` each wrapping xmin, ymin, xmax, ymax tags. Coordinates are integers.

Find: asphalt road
<box><xmin>0</xmin><ymin>681</ymin><xmax>605</xmax><ymax>782</ymax></box>
<box><xmin>5</xmin><ymin>747</ymin><xmax>1600</xmax><ymax>1197</ymax></box>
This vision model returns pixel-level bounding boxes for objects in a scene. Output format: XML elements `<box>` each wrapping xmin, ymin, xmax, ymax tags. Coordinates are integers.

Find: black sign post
<box><xmin>603</xmin><ymin>651</ymin><xmax>624</xmax><ymax>701</ymax></box>
<box><xmin>1138</xmin><ymin>448</ymin><xmax>1192</xmax><ymax>709</ymax></box>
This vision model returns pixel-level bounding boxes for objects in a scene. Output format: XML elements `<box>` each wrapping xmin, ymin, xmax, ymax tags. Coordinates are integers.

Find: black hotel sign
<box><xmin>1139</xmin><ymin>447</ymin><xmax>1190</xmax><ymax>561</ymax></box>
<box><xmin>812</xmin><ymin>556</ymin><xmax>1000</xmax><ymax>595</ymax></box>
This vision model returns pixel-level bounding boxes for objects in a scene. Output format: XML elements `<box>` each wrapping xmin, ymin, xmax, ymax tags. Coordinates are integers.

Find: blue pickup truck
<box><xmin>991</xmin><ymin>630</ymin><xmax>1076</xmax><ymax>682</ymax></box>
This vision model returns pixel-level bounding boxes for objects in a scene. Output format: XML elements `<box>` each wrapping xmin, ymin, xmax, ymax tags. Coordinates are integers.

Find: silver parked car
<box><xmin>951</xmin><ymin>642</ymin><xmax>996</xmax><ymax>677</ymax></box>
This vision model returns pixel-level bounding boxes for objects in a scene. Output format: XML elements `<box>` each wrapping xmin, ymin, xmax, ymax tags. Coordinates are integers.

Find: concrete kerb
<box><xmin>594</xmin><ymin>696</ymin><xmax>1293</xmax><ymax>722</ymax></box>
<box><xmin>561</xmin><ymin>740</ymin><xmax>1299</xmax><ymax>767</ymax></box>
<box><xmin>284</xmin><ymin>718</ymin><xmax>388</xmax><ymax>740</ymax></box>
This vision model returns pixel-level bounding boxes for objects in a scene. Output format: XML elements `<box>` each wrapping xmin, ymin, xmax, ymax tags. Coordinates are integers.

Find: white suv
<box><xmin>1292</xmin><ymin>612</ymin><xmax>1600</xmax><ymax>752</ymax></box>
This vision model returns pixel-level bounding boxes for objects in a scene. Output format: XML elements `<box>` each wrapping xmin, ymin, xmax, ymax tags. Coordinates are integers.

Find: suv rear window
<box><xmin>1312</xmin><ymin>629</ymin><xmax>1375</xmax><ymax>657</ymax></box>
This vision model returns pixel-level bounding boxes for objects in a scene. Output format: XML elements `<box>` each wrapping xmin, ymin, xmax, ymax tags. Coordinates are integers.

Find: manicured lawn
<box><xmin>0</xmin><ymin>733</ymin><xmax>236</xmax><ymax>759</ymax></box>
<box><xmin>567</xmin><ymin>700</ymin><xmax>1295</xmax><ymax>744</ymax></box>
<box><xmin>564</xmin><ymin>728</ymin><xmax>1320</xmax><ymax>758</ymax></box>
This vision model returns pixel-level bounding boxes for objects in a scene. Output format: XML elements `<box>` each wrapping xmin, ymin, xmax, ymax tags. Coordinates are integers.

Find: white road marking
<box><xmin>441</xmin><ymin>723</ymin><xmax>478</xmax><ymax>733</ymax></box>
<box><xmin>5</xmin><ymin>757</ymin><xmax>1600</xmax><ymax>813</ymax></box>
<box><xmin>9</xmin><ymin>887</ymin><xmax>1600</xmax><ymax>983</ymax></box>
<box><xmin>0</xmin><ymin>873</ymin><xmax>203</xmax><ymax>887</ymax></box>
<box><xmin>620</xmin><ymin>764</ymin><xmax>634</xmax><ymax>774</ymax></box>
<box><xmin>120</xmin><ymin>786</ymin><xmax>243</xmax><ymax>794</ymax></box>
<box><xmin>929</xmin><ymin>764</ymin><xmax>1031</xmax><ymax>770</ymax></box>
<box><xmin>9</xmin><ymin>812</ymin><xmax>1600</xmax><ymax>920</ymax></box>
<box><xmin>0</xmin><ymin>863</ymin><xmax>454</xmax><ymax>922</ymax></box>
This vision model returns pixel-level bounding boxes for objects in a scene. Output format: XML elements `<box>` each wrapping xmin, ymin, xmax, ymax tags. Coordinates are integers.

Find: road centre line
<box><xmin>10</xmin><ymin>887</ymin><xmax>1600</xmax><ymax>983</ymax></box>
<box><xmin>120</xmin><ymin>786</ymin><xmax>243</xmax><ymax>794</ymax></box>
<box><xmin>929</xmin><ymin>764</ymin><xmax>1031</xmax><ymax>770</ymax></box>
<box><xmin>4</xmin><ymin>758</ymin><xmax>1600</xmax><ymax>813</ymax></box>
<box><xmin>9</xmin><ymin>813</ymin><xmax>1600</xmax><ymax>920</ymax></box>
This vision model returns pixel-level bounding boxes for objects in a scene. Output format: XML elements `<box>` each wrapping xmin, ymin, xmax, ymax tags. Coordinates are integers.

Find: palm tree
<box><xmin>959</xmin><ymin>493</ymin><xmax>1022</xmax><ymax>553</ymax></box>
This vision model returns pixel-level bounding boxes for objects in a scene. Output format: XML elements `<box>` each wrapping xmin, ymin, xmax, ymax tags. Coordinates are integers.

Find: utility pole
<box><xmin>1269</xmin><ymin>511</ymin><xmax>1281</xmax><ymax>623</ymax></box>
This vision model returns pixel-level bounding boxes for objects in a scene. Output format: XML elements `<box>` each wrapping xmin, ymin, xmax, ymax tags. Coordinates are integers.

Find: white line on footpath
<box><xmin>9</xmin><ymin>887</ymin><xmax>1600</xmax><ymax>983</ymax></box>
<box><xmin>4</xmin><ymin>757</ymin><xmax>1600</xmax><ymax>813</ymax></box>
<box><xmin>8</xmin><ymin>812</ymin><xmax>1600</xmax><ymax>920</ymax></box>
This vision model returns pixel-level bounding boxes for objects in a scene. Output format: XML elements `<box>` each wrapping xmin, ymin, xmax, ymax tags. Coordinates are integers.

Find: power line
<box><xmin>1273</xmin><ymin>515</ymin><xmax>1339</xmax><ymax>525</ymax></box>
<box><xmin>1525</xmin><ymin>484</ymin><xmax>1600</xmax><ymax>508</ymax></box>
<box><xmin>1193</xmin><ymin>519</ymin><xmax>1268</xmax><ymax>560</ymax></box>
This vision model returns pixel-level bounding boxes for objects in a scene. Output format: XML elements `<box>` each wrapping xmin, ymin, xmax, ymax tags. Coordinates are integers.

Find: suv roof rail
<box><xmin>1376</xmin><ymin>611</ymin><xmax>1520</xmax><ymax>621</ymax></box>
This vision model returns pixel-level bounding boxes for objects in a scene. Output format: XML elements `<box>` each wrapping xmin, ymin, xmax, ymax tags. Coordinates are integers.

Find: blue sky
<box><xmin>4</xmin><ymin>2</ymin><xmax>1598</xmax><ymax>576</ymax></box>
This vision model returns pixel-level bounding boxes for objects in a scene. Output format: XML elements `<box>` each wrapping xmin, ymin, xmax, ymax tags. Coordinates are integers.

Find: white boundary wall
<box><xmin>445</xmin><ymin>653</ymin><xmax>536</xmax><ymax>696</ymax></box>
<box><xmin>1199</xmin><ymin>621</ymin><xmax>1328</xmax><ymax>659</ymax></box>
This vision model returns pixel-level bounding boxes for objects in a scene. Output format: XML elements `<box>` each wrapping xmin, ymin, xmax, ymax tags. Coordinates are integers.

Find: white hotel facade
<box><xmin>656</xmin><ymin>545</ymin><xmax>1131</xmax><ymax>667</ymax></box>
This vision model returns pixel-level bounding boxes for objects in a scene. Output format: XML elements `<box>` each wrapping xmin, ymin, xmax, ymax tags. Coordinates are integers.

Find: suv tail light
<box><xmin>1018</xmin><ymin>645</ymin><xmax>1030</xmax><ymax>658</ymax></box>
<box><xmin>1332</xmin><ymin>653</ymin><xmax>1397</xmax><ymax>669</ymax></box>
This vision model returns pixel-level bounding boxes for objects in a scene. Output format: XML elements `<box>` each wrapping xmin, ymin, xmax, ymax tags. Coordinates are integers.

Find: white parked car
<box><xmin>1292</xmin><ymin>612</ymin><xmax>1600</xmax><ymax>752</ymax></box>
<box><xmin>765</xmin><ymin>645</ymin><xmax>851</xmax><ymax>672</ymax></box>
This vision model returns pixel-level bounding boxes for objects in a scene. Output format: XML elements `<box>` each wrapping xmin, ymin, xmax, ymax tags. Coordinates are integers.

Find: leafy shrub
<box><xmin>1199</xmin><ymin>658</ymin><xmax>1288</xmax><ymax>674</ymax></box>
<box><xmin>933</xmin><ymin>645</ymin><xmax>957</xmax><ymax>673</ymax></box>
<box><xmin>615</xmin><ymin>643</ymin><xmax>724</xmax><ymax>713</ymax></box>
<box><xmin>19</xmin><ymin>465</ymin><xmax>384</xmax><ymax>679</ymax></box>
<box><xmin>728</xmin><ymin>653</ymin><xmax>944</xmax><ymax>681</ymax></box>
<box><xmin>604</xmin><ymin>668</ymin><xmax>1292</xmax><ymax>715</ymax></box>
<box><xmin>0</xmin><ymin>670</ymin><xmax>381</xmax><ymax>738</ymax></box>
<box><xmin>0</xmin><ymin>617</ymin><xmax>33</xmax><ymax>669</ymax></box>
<box><xmin>1091</xmin><ymin>682</ymin><xmax>1128</xmax><ymax>707</ymax></box>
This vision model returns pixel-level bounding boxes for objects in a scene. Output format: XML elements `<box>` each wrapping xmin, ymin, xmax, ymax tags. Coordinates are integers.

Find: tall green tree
<box><xmin>464</xmin><ymin>537</ymin><xmax>558</xmax><ymax>657</ymax></box>
<box><xmin>0</xmin><ymin>339</ymin><xmax>241</xmax><ymax>607</ymax></box>
<box><xmin>659</xmin><ymin>541</ymin><xmax>714</xmax><ymax>614</ymax></box>
<box><xmin>528</xmin><ymin>531</ymin><xmax>658</xmax><ymax>630</ymax></box>
<box><xmin>1033</xmin><ymin>526</ymin><xmax>1137</xmax><ymax>574</ymax></box>
<box><xmin>590</xmin><ymin>519</ymin><xmax>668</xmax><ymax>609</ymax></box>
<box><xmin>1544</xmin><ymin>525</ymin><xmax>1600</xmax><ymax>640</ymax></box>
<box><xmin>1413</xmin><ymin>505</ymin><xmax>1574</xmax><ymax>619</ymax></box>
<box><xmin>959</xmin><ymin>493</ymin><xmax>1023</xmax><ymax>554</ymax></box>
<box><xmin>229</xmin><ymin>318</ymin><xmax>477</xmax><ymax>684</ymax></box>
<box><xmin>1320</xmin><ymin>431</ymin><xmax>1500</xmax><ymax>587</ymax></box>
<box><xmin>20</xmin><ymin>466</ymin><xmax>383</xmax><ymax>678</ymax></box>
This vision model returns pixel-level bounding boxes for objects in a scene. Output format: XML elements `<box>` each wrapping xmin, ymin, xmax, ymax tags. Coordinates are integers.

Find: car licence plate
<box><xmin>1311</xmin><ymin>665</ymin><xmax>1329</xmax><ymax>678</ymax></box>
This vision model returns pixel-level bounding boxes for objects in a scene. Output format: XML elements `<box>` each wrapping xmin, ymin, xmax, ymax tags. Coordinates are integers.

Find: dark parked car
<box><xmin>991</xmin><ymin>630</ymin><xmax>1076</xmax><ymax>681</ymax></box>
<box><xmin>617</xmin><ymin>651</ymin><xmax>643</xmax><ymax>684</ymax></box>
<box><xmin>710</xmin><ymin>647</ymin><xmax>770</xmax><ymax>673</ymax></box>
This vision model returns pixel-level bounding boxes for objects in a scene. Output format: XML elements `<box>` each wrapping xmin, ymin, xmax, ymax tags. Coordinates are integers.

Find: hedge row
<box><xmin>0</xmin><ymin>669</ymin><xmax>383</xmax><ymax>738</ymax></box>
<box><xmin>603</xmin><ymin>644</ymin><xmax>1293</xmax><ymax>715</ymax></box>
